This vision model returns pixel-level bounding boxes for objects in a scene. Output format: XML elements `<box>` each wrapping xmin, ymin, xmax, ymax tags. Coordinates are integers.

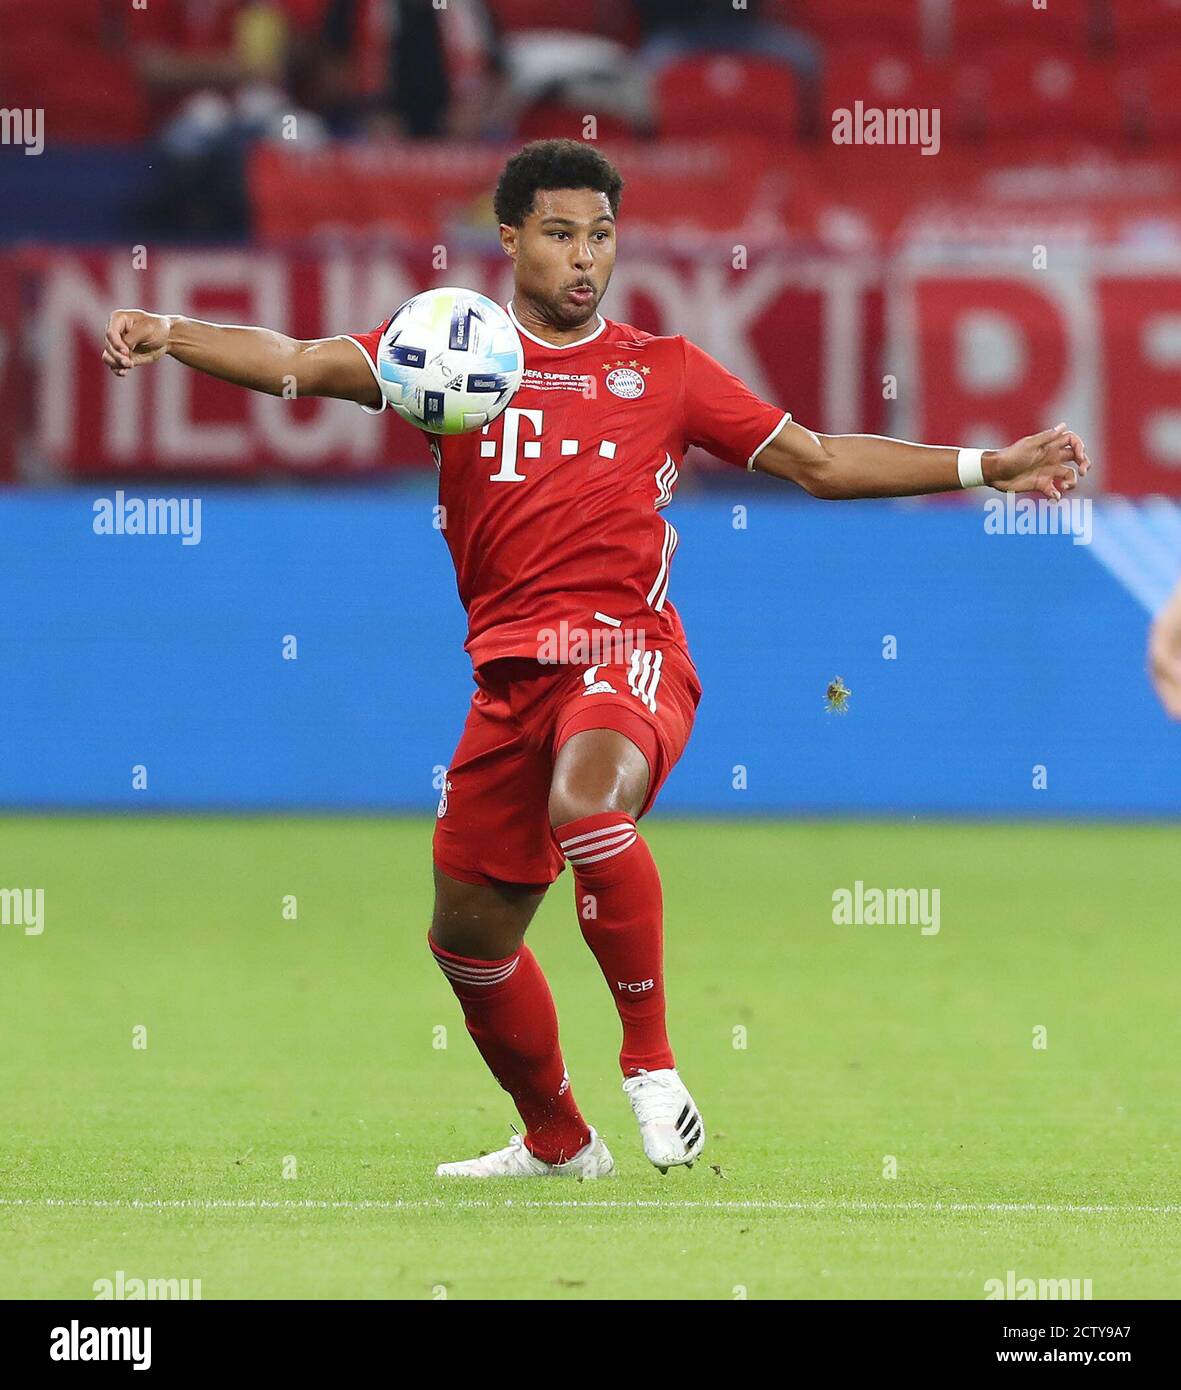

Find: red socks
<box><xmin>554</xmin><ymin>812</ymin><xmax>675</xmax><ymax>1077</ymax></box>
<box><xmin>431</xmin><ymin>811</ymin><xmax>672</xmax><ymax>1160</ymax></box>
<box><xmin>429</xmin><ymin>939</ymin><xmax>591</xmax><ymax>1164</ymax></box>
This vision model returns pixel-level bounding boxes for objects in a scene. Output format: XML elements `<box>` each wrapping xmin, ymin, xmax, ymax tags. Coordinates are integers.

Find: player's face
<box><xmin>501</xmin><ymin>188</ymin><xmax>616</xmax><ymax>329</ymax></box>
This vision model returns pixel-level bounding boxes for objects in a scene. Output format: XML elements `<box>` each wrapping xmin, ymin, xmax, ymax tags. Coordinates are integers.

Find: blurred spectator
<box><xmin>635</xmin><ymin>0</ymin><xmax>822</xmax><ymax>82</ymax></box>
<box><xmin>470</xmin><ymin>1</ymin><xmax>647</xmax><ymax>141</ymax></box>
<box><xmin>132</xmin><ymin>0</ymin><xmax>293</xmax><ymax>123</ymax></box>
<box><xmin>633</xmin><ymin>0</ymin><xmax>821</xmax><ymax>136</ymax></box>
<box><xmin>497</xmin><ymin>29</ymin><xmax>650</xmax><ymax>141</ymax></box>
<box><xmin>483</xmin><ymin>0</ymin><xmax>637</xmax><ymax>44</ymax></box>
<box><xmin>131</xmin><ymin>1</ymin><xmax>329</xmax><ymax>237</ymax></box>
<box><xmin>316</xmin><ymin>0</ymin><xmax>507</xmax><ymax>138</ymax></box>
<box><xmin>310</xmin><ymin>1</ymin><xmax>644</xmax><ymax>144</ymax></box>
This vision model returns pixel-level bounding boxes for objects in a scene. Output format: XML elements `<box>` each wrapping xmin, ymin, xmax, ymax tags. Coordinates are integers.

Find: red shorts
<box><xmin>433</xmin><ymin>644</ymin><xmax>702</xmax><ymax>889</ymax></box>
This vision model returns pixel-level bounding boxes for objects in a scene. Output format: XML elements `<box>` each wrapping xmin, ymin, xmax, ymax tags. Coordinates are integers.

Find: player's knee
<box><xmin>549</xmin><ymin>734</ymin><xmax>648</xmax><ymax>829</ymax></box>
<box><xmin>548</xmin><ymin>782</ymin><xmax>636</xmax><ymax>832</ymax></box>
<box><xmin>429</xmin><ymin>915</ymin><xmax>521</xmax><ymax>961</ymax></box>
<box><xmin>429</xmin><ymin>885</ymin><xmax>506</xmax><ymax>957</ymax></box>
<box><xmin>429</xmin><ymin>869</ymin><xmax>539</xmax><ymax>959</ymax></box>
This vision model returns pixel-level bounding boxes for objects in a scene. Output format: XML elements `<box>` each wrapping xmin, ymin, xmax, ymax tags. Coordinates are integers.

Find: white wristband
<box><xmin>957</xmin><ymin>447</ymin><xmax>985</xmax><ymax>489</ymax></box>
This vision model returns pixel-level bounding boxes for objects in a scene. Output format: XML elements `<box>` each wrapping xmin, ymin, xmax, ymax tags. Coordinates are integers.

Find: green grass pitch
<box><xmin>2</xmin><ymin>815</ymin><xmax>1178</xmax><ymax>1300</ymax></box>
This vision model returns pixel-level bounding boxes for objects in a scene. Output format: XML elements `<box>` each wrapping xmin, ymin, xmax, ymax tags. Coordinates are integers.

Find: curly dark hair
<box><xmin>493</xmin><ymin>139</ymin><xmax>624</xmax><ymax>227</ymax></box>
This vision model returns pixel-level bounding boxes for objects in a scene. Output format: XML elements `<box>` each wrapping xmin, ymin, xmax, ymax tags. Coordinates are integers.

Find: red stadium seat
<box><xmin>0</xmin><ymin>0</ymin><xmax>98</xmax><ymax>40</ymax></box>
<box><xmin>0</xmin><ymin>0</ymin><xmax>149</xmax><ymax>141</ymax></box>
<box><xmin>1107</xmin><ymin>0</ymin><xmax>1181</xmax><ymax>51</ymax></box>
<box><xmin>515</xmin><ymin>103</ymin><xmax>639</xmax><ymax>142</ymax></box>
<box><xmin>957</xmin><ymin>43</ymin><xmax>1125</xmax><ymax>144</ymax></box>
<box><xmin>822</xmin><ymin>46</ymin><xmax>955</xmax><ymax>134</ymax></box>
<box><xmin>0</xmin><ymin>36</ymin><xmax>147</xmax><ymax>142</ymax></box>
<box><xmin>654</xmin><ymin>53</ymin><xmax>801</xmax><ymax>142</ymax></box>
<box><xmin>951</xmin><ymin>0</ymin><xmax>1094</xmax><ymax>52</ymax></box>
<box><xmin>766</xmin><ymin>0</ymin><xmax>924</xmax><ymax>49</ymax></box>
<box><xmin>1121</xmin><ymin>52</ymin><xmax>1181</xmax><ymax>139</ymax></box>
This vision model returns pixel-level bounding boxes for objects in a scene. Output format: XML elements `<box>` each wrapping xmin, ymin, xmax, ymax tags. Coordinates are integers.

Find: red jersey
<box><xmin>344</xmin><ymin>304</ymin><xmax>790</xmax><ymax>670</ymax></box>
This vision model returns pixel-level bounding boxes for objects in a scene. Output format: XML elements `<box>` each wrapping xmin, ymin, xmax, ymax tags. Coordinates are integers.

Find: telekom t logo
<box><xmin>483</xmin><ymin>407</ymin><xmax>542</xmax><ymax>482</ymax></box>
<box><xmin>482</xmin><ymin>407</ymin><xmax>619</xmax><ymax>481</ymax></box>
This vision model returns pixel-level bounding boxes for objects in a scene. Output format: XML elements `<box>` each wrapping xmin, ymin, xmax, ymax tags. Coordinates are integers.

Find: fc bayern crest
<box><xmin>606</xmin><ymin>366</ymin><xmax>645</xmax><ymax>399</ymax></box>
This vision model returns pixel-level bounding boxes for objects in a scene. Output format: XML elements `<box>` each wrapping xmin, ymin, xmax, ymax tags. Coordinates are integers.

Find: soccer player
<box><xmin>102</xmin><ymin>140</ymin><xmax>1089</xmax><ymax>1179</ymax></box>
<box><xmin>1150</xmin><ymin>577</ymin><xmax>1181</xmax><ymax>719</ymax></box>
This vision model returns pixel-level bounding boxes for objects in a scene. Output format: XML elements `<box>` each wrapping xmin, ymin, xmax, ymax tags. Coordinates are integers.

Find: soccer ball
<box><xmin>375</xmin><ymin>287</ymin><xmax>524</xmax><ymax>434</ymax></box>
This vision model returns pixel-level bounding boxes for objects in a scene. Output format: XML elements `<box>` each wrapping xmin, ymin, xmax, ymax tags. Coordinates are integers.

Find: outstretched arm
<box><xmin>1149</xmin><ymin>578</ymin><xmax>1181</xmax><ymax>720</ymax></box>
<box><xmin>754</xmin><ymin>420</ymin><xmax>1089</xmax><ymax>500</ymax></box>
<box><xmin>101</xmin><ymin>310</ymin><xmax>382</xmax><ymax>407</ymax></box>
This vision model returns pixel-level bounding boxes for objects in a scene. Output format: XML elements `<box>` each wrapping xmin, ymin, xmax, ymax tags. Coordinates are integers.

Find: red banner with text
<box><xmin>3</xmin><ymin>246</ymin><xmax>1179</xmax><ymax>494</ymax></box>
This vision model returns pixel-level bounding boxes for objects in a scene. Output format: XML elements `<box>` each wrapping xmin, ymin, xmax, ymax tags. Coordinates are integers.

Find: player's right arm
<box><xmin>101</xmin><ymin>310</ymin><xmax>382</xmax><ymax>407</ymax></box>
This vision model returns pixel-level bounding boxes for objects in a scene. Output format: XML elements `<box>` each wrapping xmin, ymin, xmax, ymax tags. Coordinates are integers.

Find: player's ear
<box><xmin>499</xmin><ymin>224</ymin><xmax>517</xmax><ymax>259</ymax></box>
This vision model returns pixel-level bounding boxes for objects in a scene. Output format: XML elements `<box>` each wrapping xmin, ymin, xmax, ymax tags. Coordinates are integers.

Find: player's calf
<box><xmin>553</xmin><ymin>809</ymin><xmax>706</xmax><ymax>1171</ymax></box>
<box><xmin>551</xmin><ymin>729</ymin><xmax>704</xmax><ymax>1171</ymax></box>
<box><xmin>554</xmin><ymin>808</ymin><xmax>676</xmax><ymax>1076</ymax></box>
<box><xmin>428</xmin><ymin>870</ymin><xmax>593</xmax><ymax>1167</ymax></box>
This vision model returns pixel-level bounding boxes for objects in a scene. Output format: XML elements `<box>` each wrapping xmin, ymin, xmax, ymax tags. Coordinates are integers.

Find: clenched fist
<box><xmin>102</xmin><ymin>310</ymin><xmax>173</xmax><ymax>376</ymax></box>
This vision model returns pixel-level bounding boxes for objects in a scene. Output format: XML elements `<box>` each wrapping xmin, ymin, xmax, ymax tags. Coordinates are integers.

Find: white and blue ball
<box><xmin>375</xmin><ymin>287</ymin><xmax>524</xmax><ymax>435</ymax></box>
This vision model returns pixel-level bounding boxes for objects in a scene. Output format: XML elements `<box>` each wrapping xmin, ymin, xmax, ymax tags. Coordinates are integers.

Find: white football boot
<box><xmin>435</xmin><ymin>1127</ymin><xmax>615</xmax><ymax>1178</ymax></box>
<box><xmin>622</xmin><ymin>1068</ymin><xmax>705</xmax><ymax>1173</ymax></box>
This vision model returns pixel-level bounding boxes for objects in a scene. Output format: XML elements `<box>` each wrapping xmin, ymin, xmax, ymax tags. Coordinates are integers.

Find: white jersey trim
<box><xmin>746</xmin><ymin>410</ymin><xmax>793</xmax><ymax>471</ymax></box>
<box><xmin>507</xmin><ymin>301</ymin><xmax>606</xmax><ymax>350</ymax></box>
<box><xmin>646</xmin><ymin>519</ymin><xmax>679</xmax><ymax>613</ymax></box>
<box><xmin>336</xmin><ymin>334</ymin><xmax>387</xmax><ymax>415</ymax></box>
<box><xmin>627</xmin><ymin>648</ymin><xmax>663</xmax><ymax>713</ymax></box>
<box><xmin>655</xmin><ymin>452</ymin><xmax>679</xmax><ymax>509</ymax></box>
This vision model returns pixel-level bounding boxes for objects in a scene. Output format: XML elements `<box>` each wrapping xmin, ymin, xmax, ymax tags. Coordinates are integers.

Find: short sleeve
<box><xmin>336</xmin><ymin>319</ymin><xmax>391</xmax><ymax>415</ymax></box>
<box><xmin>680</xmin><ymin>338</ymin><xmax>791</xmax><ymax>470</ymax></box>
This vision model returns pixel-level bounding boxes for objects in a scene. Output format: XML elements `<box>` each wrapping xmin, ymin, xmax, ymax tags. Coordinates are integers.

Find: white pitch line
<box><xmin>1</xmin><ymin>1197</ymin><xmax>1179</xmax><ymax>1214</ymax></box>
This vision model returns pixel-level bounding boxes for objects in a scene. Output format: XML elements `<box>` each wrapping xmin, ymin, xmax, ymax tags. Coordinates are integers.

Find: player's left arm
<box><xmin>1149</xmin><ymin>577</ymin><xmax>1181</xmax><ymax>720</ymax></box>
<box><xmin>754</xmin><ymin>420</ymin><xmax>1090</xmax><ymax>500</ymax></box>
